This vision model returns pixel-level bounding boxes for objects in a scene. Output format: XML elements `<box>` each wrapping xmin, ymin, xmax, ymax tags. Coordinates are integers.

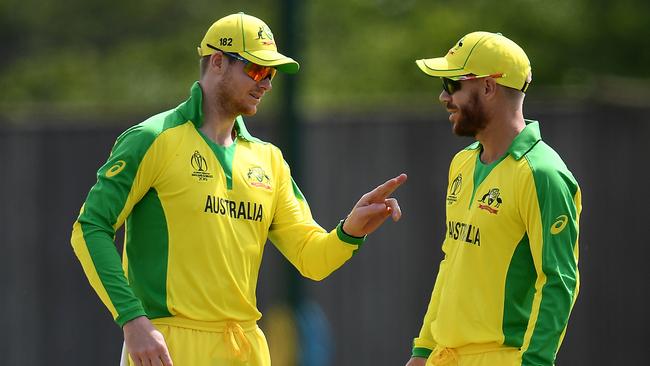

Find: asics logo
<box><xmin>550</xmin><ymin>215</ymin><xmax>568</xmax><ymax>235</ymax></box>
<box><xmin>106</xmin><ymin>160</ymin><xmax>126</xmax><ymax>177</ymax></box>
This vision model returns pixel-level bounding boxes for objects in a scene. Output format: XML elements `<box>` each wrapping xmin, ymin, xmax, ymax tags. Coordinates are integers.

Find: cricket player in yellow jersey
<box><xmin>405</xmin><ymin>32</ymin><xmax>581</xmax><ymax>366</ymax></box>
<box><xmin>71</xmin><ymin>12</ymin><xmax>407</xmax><ymax>366</ymax></box>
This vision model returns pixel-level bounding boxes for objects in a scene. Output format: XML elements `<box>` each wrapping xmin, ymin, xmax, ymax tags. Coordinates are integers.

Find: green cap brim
<box><xmin>241</xmin><ymin>49</ymin><xmax>300</xmax><ymax>74</ymax></box>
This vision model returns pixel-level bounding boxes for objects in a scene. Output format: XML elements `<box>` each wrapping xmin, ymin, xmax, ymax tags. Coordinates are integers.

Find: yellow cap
<box><xmin>416</xmin><ymin>31</ymin><xmax>532</xmax><ymax>92</ymax></box>
<box><xmin>198</xmin><ymin>12</ymin><xmax>299</xmax><ymax>74</ymax></box>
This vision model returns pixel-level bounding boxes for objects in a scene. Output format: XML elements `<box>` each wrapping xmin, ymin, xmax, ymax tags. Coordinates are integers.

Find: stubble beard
<box><xmin>452</xmin><ymin>90</ymin><xmax>488</xmax><ymax>138</ymax></box>
<box><xmin>215</xmin><ymin>68</ymin><xmax>257</xmax><ymax>117</ymax></box>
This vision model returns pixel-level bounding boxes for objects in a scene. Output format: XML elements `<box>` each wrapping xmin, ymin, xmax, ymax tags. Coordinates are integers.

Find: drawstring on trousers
<box><xmin>430</xmin><ymin>346</ymin><xmax>459</xmax><ymax>366</ymax></box>
<box><xmin>223</xmin><ymin>322</ymin><xmax>252</xmax><ymax>361</ymax></box>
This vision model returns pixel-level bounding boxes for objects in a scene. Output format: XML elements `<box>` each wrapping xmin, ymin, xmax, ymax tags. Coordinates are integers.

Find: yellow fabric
<box><xmin>224</xmin><ymin>322</ymin><xmax>253</xmax><ymax>361</ymax></box>
<box><xmin>128</xmin><ymin>320</ymin><xmax>270</xmax><ymax>366</ymax></box>
<box><xmin>70</xmin><ymin>207</ymin><xmax>118</xmax><ymax>319</ymax></box>
<box><xmin>73</xmin><ymin>84</ymin><xmax>362</xmax><ymax>365</ymax></box>
<box><xmin>150</xmin><ymin>122</ymin><xmax>357</xmax><ymax>322</ymax></box>
<box><xmin>413</xmin><ymin>123</ymin><xmax>580</xmax><ymax>365</ymax></box>
<box><xmin>197</xmin><ymin>12</ymin><xmax>299</xmax><ymax>73</ymax></box>
<box><xmin>416</xmin><ymin>31</ymin><xmax>531</xmax><ymax>91</ymax></box>
<box><xmin>425</xmin><ymin>343</ymin><xmax>520</xmax><ymax>366</ymax></box>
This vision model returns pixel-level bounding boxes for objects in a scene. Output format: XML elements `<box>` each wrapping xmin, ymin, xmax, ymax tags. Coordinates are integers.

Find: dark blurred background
<box><xmin>1</xmin><ymin>0</ymin><xmax>649</xmax><ymax>365</ymax></box>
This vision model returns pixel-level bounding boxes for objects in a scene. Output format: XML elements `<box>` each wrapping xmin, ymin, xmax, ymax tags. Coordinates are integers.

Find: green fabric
<box><xmin>465</xmin><ymin>120</ymin><xmax>540</xmax><ymax>207</ymax></box>
<box><xmin>291</xmin><ymin>177</ymin><xmax>306</xmax><ymax>201</ymax></box>
<box><xmin>507</xmin><ymin>120</ymin><xmax>542</xmax><ymax>160</ymax></box>
<box><xmin>412</xmin><ymin>347</ymin><xmax>433</xmax><ymax>358</ymax></box>
<box><xmin>126</xmin><ymin>188</ymin><xmax>172</xmax><ymax>319</ymax></box>
<box><xmin>234</xmin><ymin>115</ymin><xmax>267</xmax><ymax>144</ymax></box>
<box><xmin>521</xmin><ymin>141</ymin><xmax>579</xmax><ymax>365</ymax></box>
<box><xmin>336</xmin><ymin>221</ymin><xmax>365</xmax><ymax>246</ymax></box>
<box><xmin>182</xmin><ymin>82</ymin><xmax>268</xmax><ymax>190</ymax></box>
<box><xmin>79</xmin><ymin>90</ymin><xmax>194</xmax><ymax>326</ymax></box>
<box><xmin>79</xmin><ymin>122</ymin><xmax>163</xmax><ymax>326</ymax></box>
<box><xmin>177</xmin><ymin>82</ymin><xmax>204</xmax><ymax>128</ymax></box>
<box><xmin>502</xmin><ymin>233</ymin><xmax>536</xmax><ymax>347</ymax></box>
<box><xmin>177</xmin><ymin>82</ymin><xmax>266</xmax><ymax>143</ymax></box>
<box><xmin>197</xmin><ymin>130</ymin><xmax>238</xmax><ymax>190</ymax></box>
<box><xmin>469</xmin><ymin>152</ymin><xmax>506</xmax><ymax>208</ymax></box>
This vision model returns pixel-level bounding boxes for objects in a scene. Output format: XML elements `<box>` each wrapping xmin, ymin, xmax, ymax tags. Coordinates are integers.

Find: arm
<box><xmin>70</xmin><ymin>125</ymin><xmax>173</xmax><ymax>365</ymax></box>
<box><xmin>518</xmin><ymin>162</ymin><xmax>581</xmax><ymax>366</ymax></box>
<box><xmin>123</xmin><ymin>316</ymin><xmax>173</xmax><ymax>366</ymax></box>
<box><xmin>408</xmin><ymin>250</ymin><xmax>451</xmax><ymax>363</ymax></box>
<box><xmin>71</xmin><ymin>125</ymin><xmax>157</xmax><ymax>325</ymax></box>
<box><xmin>408</xmin><ymin>159</ymin><xmax>460</xmax><ymax>364</ymax></box>
<box><xmin>405</xmin><ymin>357</ymin><xmax>427</xmax><ymax>366</ymax></box>
<box><xmin>268</xmin><ymin>157</ymin><xmax>406</xmax><ymax>280</ymax></box>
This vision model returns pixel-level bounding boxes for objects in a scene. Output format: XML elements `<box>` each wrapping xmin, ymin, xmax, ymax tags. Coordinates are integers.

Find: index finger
<box><xmin>366</xmin><ymin>173</ymin><xmax>407</xmax><ymax>201</ymax></box>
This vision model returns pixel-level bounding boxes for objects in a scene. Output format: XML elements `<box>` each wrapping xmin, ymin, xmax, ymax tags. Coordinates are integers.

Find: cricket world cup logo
<box><xmin>191</xmin><ymin>151</ymin><xmax>207</xmax><ymax>172</ymax></box>
<box><xmin>447</xmin><ymin>173</ymin><xmax>462</xmax><ymax>205</ymax></box>
<box><xmin>190</xmin><ymin>151</ymin><xmax>213</xmax><ymax>181</ymax></box>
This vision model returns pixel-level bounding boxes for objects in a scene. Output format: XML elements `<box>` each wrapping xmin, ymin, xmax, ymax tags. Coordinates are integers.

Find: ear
<box><xmin>482</xmin><ymin>77</ymin><xmax>498</xmax><ymax>99</ymax></box>
<box><xmin>209</xmin><ymin>52</ymin><xmax>226</xmax><ymax>71</ymax></box>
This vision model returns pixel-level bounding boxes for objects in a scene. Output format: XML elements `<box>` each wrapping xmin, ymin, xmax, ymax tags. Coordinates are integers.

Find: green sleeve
<box><xmin>520</xmin><ymin>149</ymin><xmax>581</xmax><ymax>366</ymax></box>
<box><xmin>71</xmin><ymin>124</ymin><xmax>158</xmax><ymax>326</ymax></box>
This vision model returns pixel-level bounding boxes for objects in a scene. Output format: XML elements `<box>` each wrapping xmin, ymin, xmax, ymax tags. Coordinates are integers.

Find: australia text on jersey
<box><xmin>204</xmin><ymin>195</ymin><xmax>264</xmax><ymax>222</ymax></box>
<box><xmin>447</xmin><ymin>220</ymin><xmax>481</xmax><ymax>246</ymax></box>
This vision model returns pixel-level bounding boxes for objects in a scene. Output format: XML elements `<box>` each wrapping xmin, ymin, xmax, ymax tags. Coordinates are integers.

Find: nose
<box><xmin>439</xmin><ymin>90</ymin><xmax>450</xmax><ymax>104</ymax></box>
<box><xmin>258</xmin><ymin>77</ymin><xmax>272</xmax><ymax>91</ymax></box>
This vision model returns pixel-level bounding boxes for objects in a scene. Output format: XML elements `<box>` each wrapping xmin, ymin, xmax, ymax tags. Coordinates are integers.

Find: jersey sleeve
<box><xmin>267</xmin><ymin>156</ymin><xmax>362</xmax><ymax>281</ymax></box>
<box><xmin>412</xmin><ymin>159</ymin><xmax>461</xmax><ymax>358</ymax></box>
<box><xmin>411</xmin><ymin>250</ymin><xmax>452</xmax><ymax>358</ymax></box>
<box><xmin>70</xmin><ymin>124</ymin><xmax>160</xmax><ymax>327</ymax></box>
<box><xmin>518</xmin><ymin>158</ymin><xmax>581</xmax><ymax>366</ymax></box>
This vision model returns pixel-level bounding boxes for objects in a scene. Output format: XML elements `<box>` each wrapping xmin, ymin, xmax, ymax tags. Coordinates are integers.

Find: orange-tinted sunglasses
<box><xmin>207</xmin><ymin>44</ymin><xmax>276</xmax><ymax>82</ymax></box>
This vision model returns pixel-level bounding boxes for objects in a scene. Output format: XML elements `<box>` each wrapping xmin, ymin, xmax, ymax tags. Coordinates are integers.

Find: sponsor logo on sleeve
<box><xmin>106</xmin><ymin>160</ymin><xmax>126</xmax><ymax>177</ymax></box>
<box><xmin>550</xmin><ymin>214</ymin><xmax>569</xmax><ymax>235</ymax></box>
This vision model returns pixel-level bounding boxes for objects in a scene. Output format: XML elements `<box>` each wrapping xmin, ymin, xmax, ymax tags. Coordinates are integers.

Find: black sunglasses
<box><xmin>441</xmin><ymin>73</ymin><xmax>505</xmax><ymax>95</ymax></box>
<box><xmin>441</xmin><ymin>78</ymin><xmax>462</xmax><ymax>95</ymax></box>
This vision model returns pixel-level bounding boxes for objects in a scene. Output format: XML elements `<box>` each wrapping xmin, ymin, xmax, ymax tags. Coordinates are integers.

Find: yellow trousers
<box><xmin>426</xmin><ymin>342</ymin><xmax>521</xmax><ymax>366</ymax></box>
<box><xmin>126</xmin><ymin>317</ymin><xmax>271</xmax><ymax>366</ymax></box>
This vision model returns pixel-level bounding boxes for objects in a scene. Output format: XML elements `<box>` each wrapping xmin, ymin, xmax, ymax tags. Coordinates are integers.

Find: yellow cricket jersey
<box><xmin>71</xmin><ymin>82</ymin><xmax>363</xmax><ymax>327</ymax></box>
<box><xmin>412</xmin><ymin>121</ymin><xmax>581</xmax><ymax>366</ymax></box>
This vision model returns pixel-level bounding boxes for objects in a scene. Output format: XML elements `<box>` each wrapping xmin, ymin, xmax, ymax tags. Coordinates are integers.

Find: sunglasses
<box><xmin>206</xmin><ymin>44</ymin><xmax>277</xmax><ymax>82</ymax></box>
<box><xmin>441</xmin><ymin>73</ymin><xmax>504</xmax><ymax>95</ymax></box>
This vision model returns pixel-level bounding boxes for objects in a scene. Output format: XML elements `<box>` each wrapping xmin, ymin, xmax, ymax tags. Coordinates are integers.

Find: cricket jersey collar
<box><xmin>177</xmin><ymin>81</ymin><xmax>258</xmax><ymax>143</ymax></box>
<box><xmin>507</xmin><ymin>120</ymin><xmax>541</xmax><ymax>160</ymax></box>
<box><xmin>465</xmin><ymin>119</ymin><xmax>541</xmax><ymax>161</ymax></box>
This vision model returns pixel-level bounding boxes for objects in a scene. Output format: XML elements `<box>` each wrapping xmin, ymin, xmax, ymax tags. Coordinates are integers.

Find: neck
<box><xmin>199</xmin><ymin>83</ymin><xmax>237</xmax><ymax>147</ymax></box>
<box><xmin>476</xmin><ymin>108</ymin><xmax>525</xmax><ymax>164</ymax></box>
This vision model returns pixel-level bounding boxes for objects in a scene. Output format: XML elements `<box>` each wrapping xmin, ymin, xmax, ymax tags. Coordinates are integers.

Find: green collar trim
<box><xmin>507</xmin><ymin>120</ymin><xmax>541</xmax><ymax>160</ymax></box>
<box><xmin>462</xmin><ymin>120</ymin><xmax>541</xmax><ymax>161</ymax></box>
<box><xmin>177</xmin><ymin>81</ymin><xmax>263</xmax><ymax>144</ymax></box>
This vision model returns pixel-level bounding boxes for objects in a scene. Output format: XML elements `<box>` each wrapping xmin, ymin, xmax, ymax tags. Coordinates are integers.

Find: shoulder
<box><xmin>113</xmin><ymin>109</ymin><xmax>187</xmax><ymax>150</ymax></box>
<box><xmin>523</xmin><ymin>141</ymin><xmax>579</xmax><ymax>195</ymax></box>
<box><xmin>450</xmin><ymin>141</ymin><xmax>479</xmax><ymax>166</ymax></box>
